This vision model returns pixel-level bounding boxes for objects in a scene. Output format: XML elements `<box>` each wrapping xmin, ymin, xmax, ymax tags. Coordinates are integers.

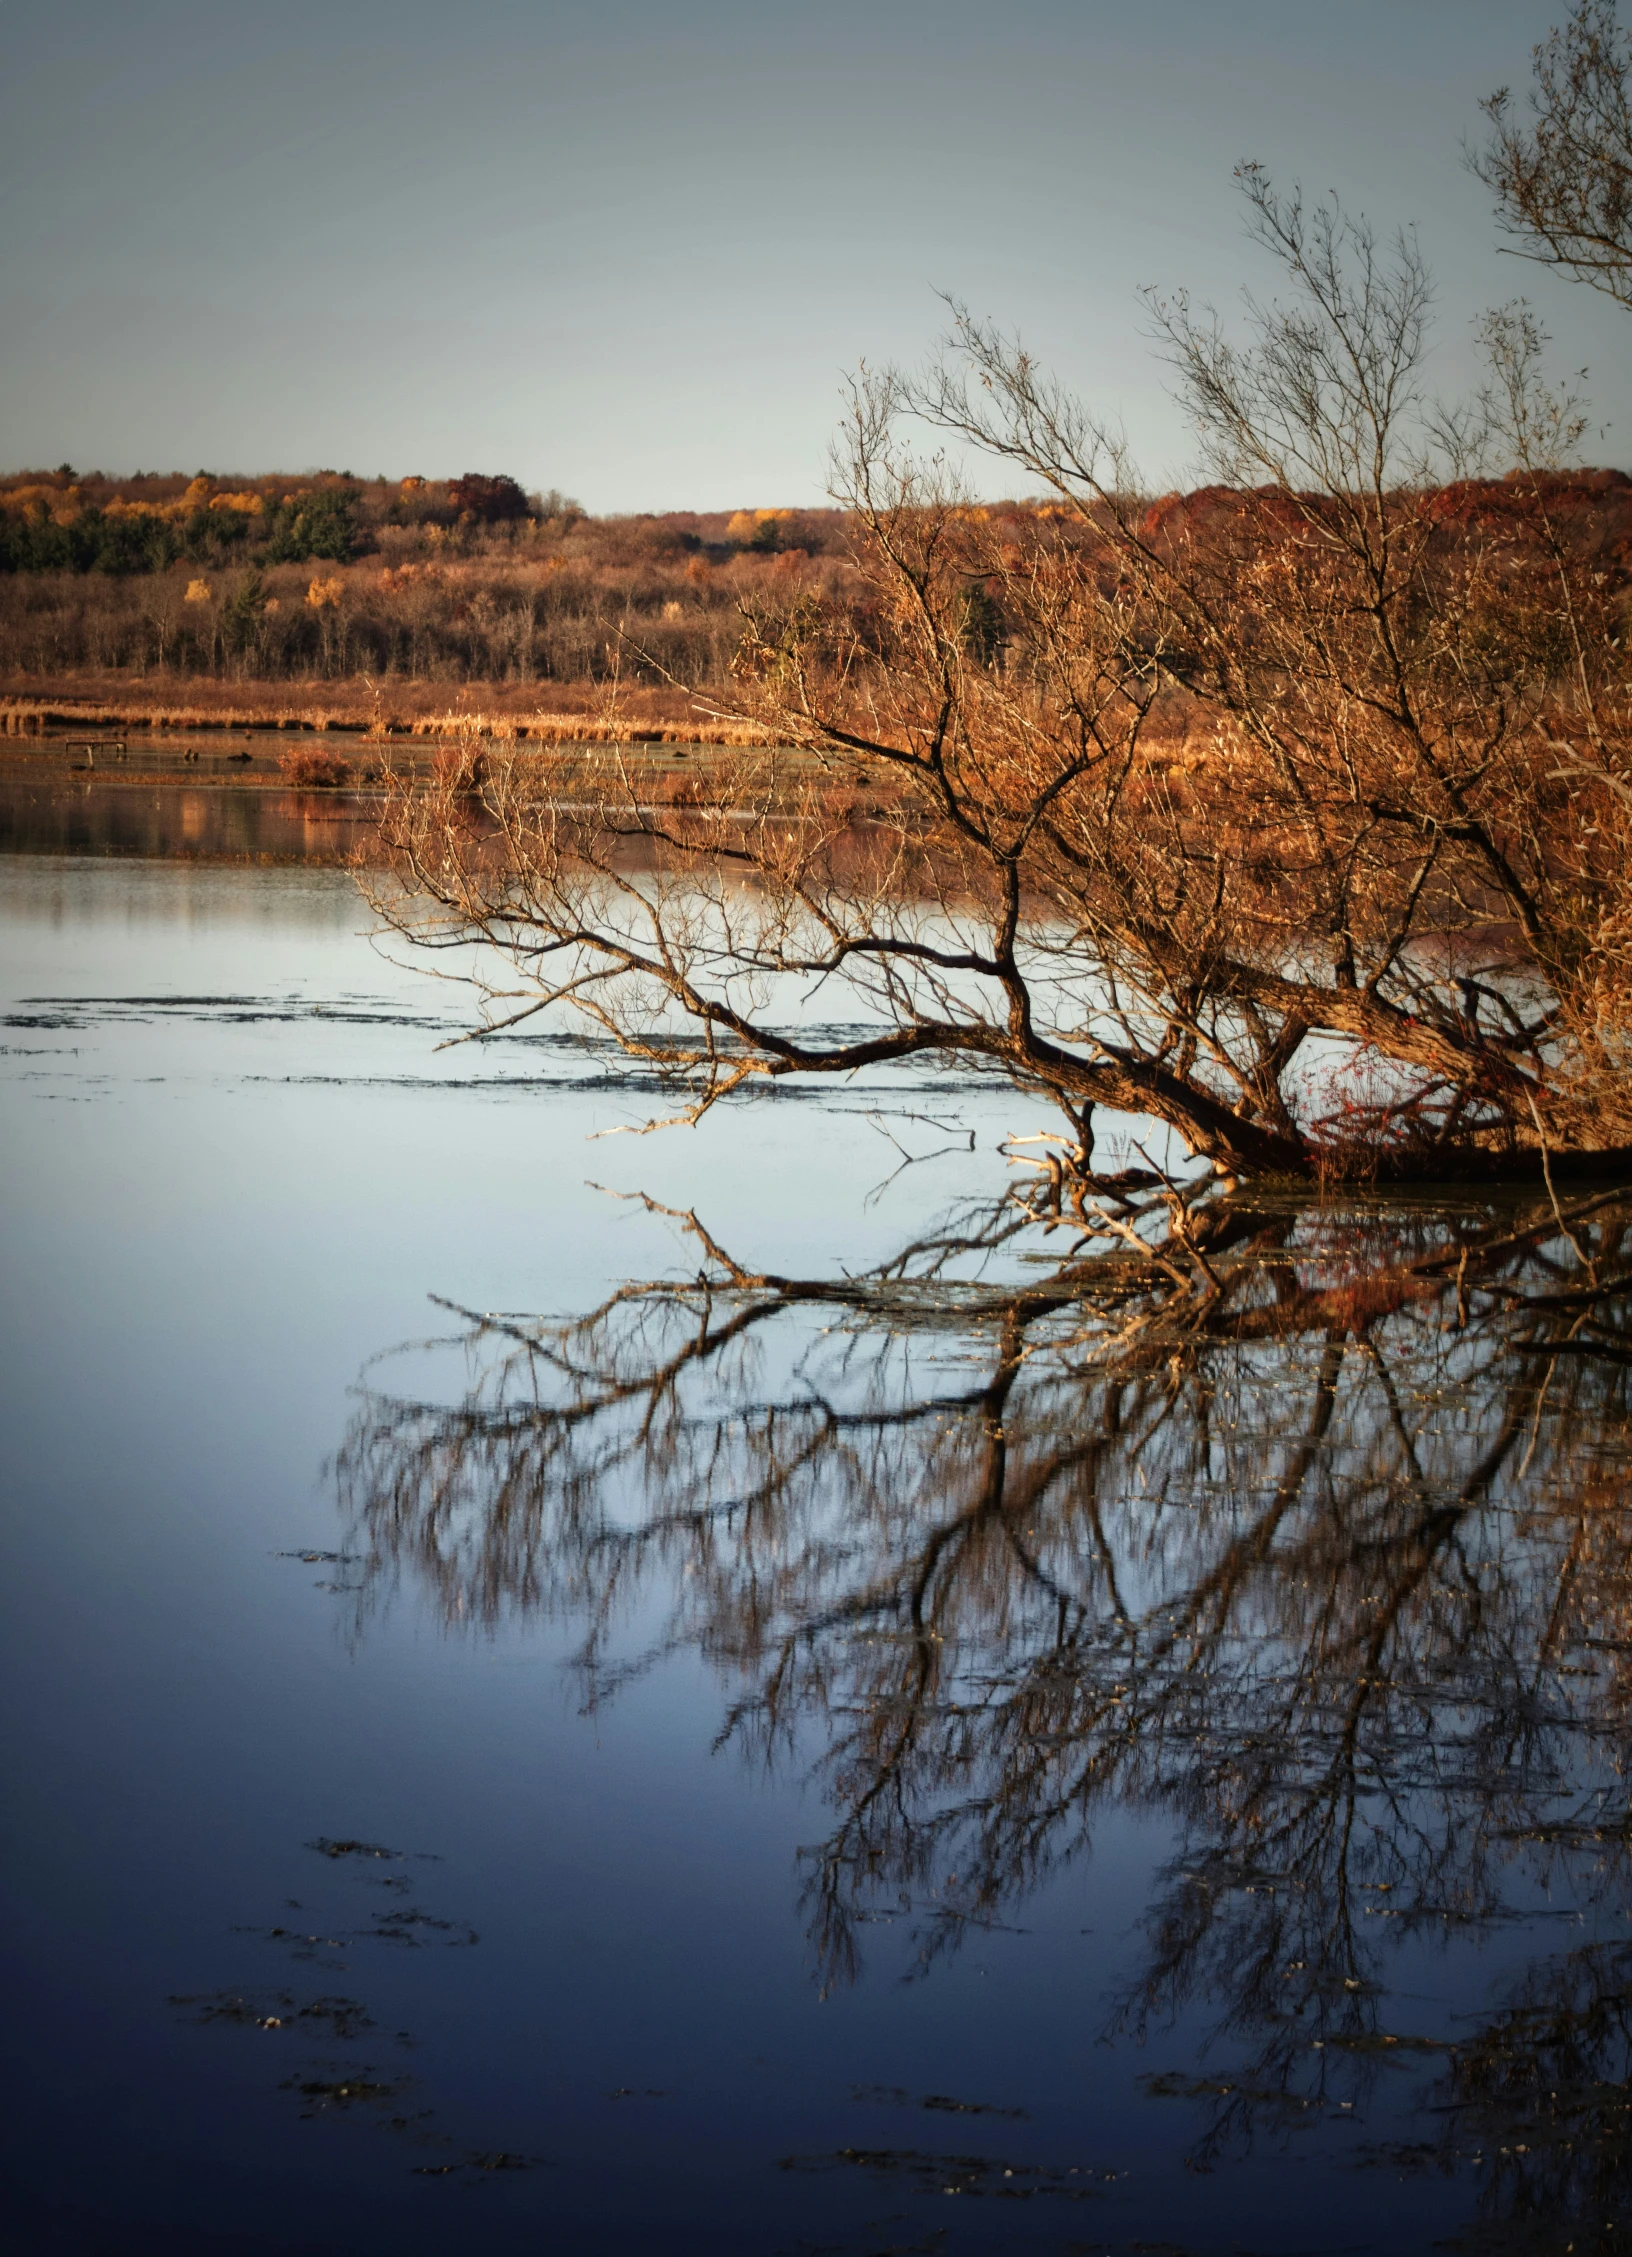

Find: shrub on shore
<box><xmin>278</xmin><ymin>747</ymin><xmax>353</xmax><ymax>789</ymax></box>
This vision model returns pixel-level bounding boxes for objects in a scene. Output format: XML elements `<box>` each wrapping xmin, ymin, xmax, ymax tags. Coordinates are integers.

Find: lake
<box><xmin>4</xmin><ymin>784</ymin><xmax>1631</xmax><ymax>2254</ymax></box>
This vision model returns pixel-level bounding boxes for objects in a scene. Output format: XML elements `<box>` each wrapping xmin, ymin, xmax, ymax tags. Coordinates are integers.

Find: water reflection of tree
<box><xmin>337</xmin><ymin>1190</ymin><xmax>1632</xmax><ymax>2238</ymax></box>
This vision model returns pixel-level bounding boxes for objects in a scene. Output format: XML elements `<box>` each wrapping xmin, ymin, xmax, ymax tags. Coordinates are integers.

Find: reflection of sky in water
<box><xmin>1</xmin><ymin>853</ymin><xmax>1624</xmax><ymax>2254</ymax></box>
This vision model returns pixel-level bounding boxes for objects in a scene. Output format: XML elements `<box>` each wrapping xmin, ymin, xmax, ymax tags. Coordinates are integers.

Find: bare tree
<box><xmin>368</xmin><ymin>168</ymin><xmax>1632</xmax><ymax>1195</ymax></box>
<box><xmin>1475</xmin><ymin>0</ymin><xmax>1632</xmax><ymax>305</ymax></box>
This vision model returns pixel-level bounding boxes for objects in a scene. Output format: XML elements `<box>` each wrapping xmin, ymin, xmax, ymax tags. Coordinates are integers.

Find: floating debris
<box><xmin>777</xmin><ymin>2147</ymin><xmax>1118</xmax><ymax>2199</ymax></box>
<box><xmin>306</xmin><ymin>1837</ymin><xmax>405</xmax><ymax>1862</ymax></box>
<box><xmin>850</xmin><ymin>2083</ymin><xmax>1028</xmax><ymax>2120</ymax></box>
<box><xmin>169</xmin><ymin>1990</ymin><xmax>373</xmax><ymax>2041</ymax></box>
<box><xmin>283</xmin><ymin>2073</ymin><xmax>407</xmax><ymax>2116</ymax></box>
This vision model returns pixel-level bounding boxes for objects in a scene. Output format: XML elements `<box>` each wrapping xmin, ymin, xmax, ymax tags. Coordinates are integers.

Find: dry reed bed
<box><xmin>0</xmin><ymin>691</ymin><xmax>772</xmax><ymax>746</ymax></box>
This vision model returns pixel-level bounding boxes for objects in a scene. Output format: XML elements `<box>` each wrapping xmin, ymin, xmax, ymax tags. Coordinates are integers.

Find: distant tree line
<box><xmin>1</xmin><ymin>473</ymin><xmax>366</xmax><ymax>575</ymax></box>
<box><xmin>0</xmin><ymin>468</ymin><xmax>846</xmax><ymax>580</ymax></box>
<box><xmin>5</xmin><ymin>466</ymin><xmax>1632</xmax><ymax>706</ymax></box>
<box><xmin>0</xmin><ymin>503</ymin><xmax>866</xmax><ymax>686</ymax></box>
<box><xmin>0</xmin><ymin>469</ymin><xmax>874</xmax><ymax>690</ymax></box>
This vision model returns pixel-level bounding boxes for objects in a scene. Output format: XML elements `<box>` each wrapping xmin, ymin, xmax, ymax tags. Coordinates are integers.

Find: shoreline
<box><xmin>0</xmin><ymin>677</ymin><xmax>771</xmax><ymax>746</ymax></box>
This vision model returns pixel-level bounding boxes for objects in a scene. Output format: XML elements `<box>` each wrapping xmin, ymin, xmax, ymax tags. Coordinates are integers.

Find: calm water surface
<box><xmin>0</xmin><ymin>739</ymin><xmax>386</xmax><ymax>861</ymax></box>
<box><xmin>3</xmin><ymin>844</ymin><xmax>1629</xmax><ymax>2254</ymax></box>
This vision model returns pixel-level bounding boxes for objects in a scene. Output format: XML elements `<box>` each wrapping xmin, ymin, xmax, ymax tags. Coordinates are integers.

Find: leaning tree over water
<box><xmin>370</xmin><ymin>156</ymin><xmax>1632</xmax><ymax>1195</ymax></box>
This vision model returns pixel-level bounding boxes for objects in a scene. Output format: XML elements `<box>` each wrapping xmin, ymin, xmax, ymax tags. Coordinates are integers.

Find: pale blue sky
<box><xmin>2</xmin><ymin>0</ymin><xmax>1626</xmax><ymax>507</ymax></box>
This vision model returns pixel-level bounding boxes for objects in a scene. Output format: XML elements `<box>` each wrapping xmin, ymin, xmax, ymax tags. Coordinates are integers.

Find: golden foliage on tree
<box><xmin>726</xmin><ymin>507</ymin><xmax>795</xmax><ymax>549</ymax></box>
